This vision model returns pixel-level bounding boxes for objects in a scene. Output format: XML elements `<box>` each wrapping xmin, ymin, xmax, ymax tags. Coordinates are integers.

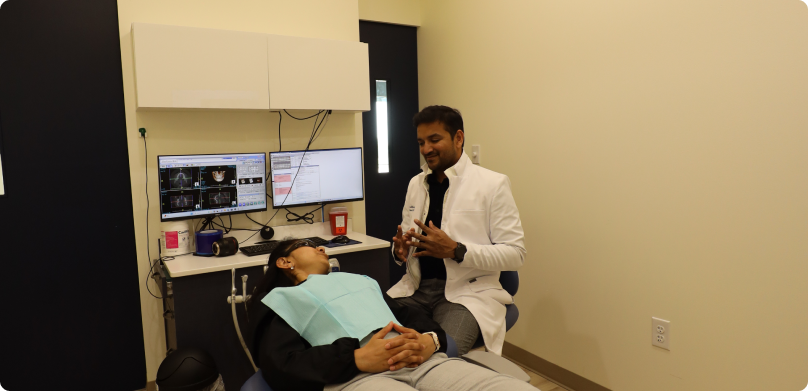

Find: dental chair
<box><xmin>241</xmin><ymin>369</ymin><xmax>272</xmax><ymax>391</ymax></box>
<box><xmin>241</xmin><ymin>271</ymin><xmax>525</xmax><ymax>391</ymax></box>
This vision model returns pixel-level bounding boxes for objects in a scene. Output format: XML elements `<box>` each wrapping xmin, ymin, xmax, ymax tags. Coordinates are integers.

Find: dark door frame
<box><xmin>360</xmin><ymin>21</ymin><xmax>422</xmax><ymax>285</ymax></box>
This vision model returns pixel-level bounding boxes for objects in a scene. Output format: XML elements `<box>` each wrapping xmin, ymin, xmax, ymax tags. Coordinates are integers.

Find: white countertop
<box><xmin>161</xmin><ymin>220</ymin><xmax>390</xmax><ymax>278</ymax></box>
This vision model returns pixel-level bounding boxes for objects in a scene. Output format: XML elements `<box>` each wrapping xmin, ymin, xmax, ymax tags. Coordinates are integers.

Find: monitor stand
<box><xmin>199</xmin><ymin>215</ymin><xmax>218</xmax><ymax>231</ymax></box>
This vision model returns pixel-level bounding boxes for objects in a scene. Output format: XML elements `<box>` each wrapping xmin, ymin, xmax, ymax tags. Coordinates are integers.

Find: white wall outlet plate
<box><xmin>471</xmin><ymin>144</ymin><xmax>480</xmax><ymax>164</ymax></box>
<box><xmin>652</xmin><ymin>317</ymin><xmax>671</xmax><ymax>350</ymax></box>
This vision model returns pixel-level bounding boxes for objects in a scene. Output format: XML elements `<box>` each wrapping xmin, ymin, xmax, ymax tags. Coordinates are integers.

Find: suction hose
<box><xmin>230</xmin><ymin>268</ymin><xmax>258</xmax><ymax>372</ymax></box>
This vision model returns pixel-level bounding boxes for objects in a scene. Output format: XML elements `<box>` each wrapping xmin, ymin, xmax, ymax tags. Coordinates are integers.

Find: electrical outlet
<box><xmin>652</xmin><ymin>317</ymin><xmax>670</xmax><ymax>350</ymax></box>
<box><xmin>138</xmin><ymin>127</ymin><xmax>147</xmax><ymax>138</ymax></box>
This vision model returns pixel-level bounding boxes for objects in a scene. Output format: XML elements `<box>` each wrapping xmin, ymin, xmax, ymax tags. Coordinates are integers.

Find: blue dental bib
<box><xmin>262</xmin><ymin>273</ymin><xmax>400</xmax><ymax>347</ymax></box>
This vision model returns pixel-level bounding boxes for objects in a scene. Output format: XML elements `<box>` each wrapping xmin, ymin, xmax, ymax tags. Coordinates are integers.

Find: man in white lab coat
<box><xmin>388</xmin><ymin>105</ymin><xmax>526</xmax><ymax>356</ymax></box>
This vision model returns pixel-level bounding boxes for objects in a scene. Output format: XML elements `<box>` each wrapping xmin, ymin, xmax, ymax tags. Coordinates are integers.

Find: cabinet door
<box><xmin>267</xmin><ymin>34</ymin><xmax>370</xmax><ymax>112</ymax></box>
<box><xmin>132</xmin><ymin>23</ymin><xmax>269</xmax><ymax>110</ymax></box>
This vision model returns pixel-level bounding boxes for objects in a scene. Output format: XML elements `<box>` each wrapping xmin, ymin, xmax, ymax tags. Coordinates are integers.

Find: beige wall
<box><xmin>116</xmin><ymin>0</ymin><xmax>366</xmax><ymax>380</ymax></box>
<box><xmin>359</xmin><ymin>0</ymin><xmax>421</xmax><ymax>26</ymax></box>
<box><xmin>418</xmin><ymin>1</ymin><xmax>808</xmax><ymax>390</ymax></box>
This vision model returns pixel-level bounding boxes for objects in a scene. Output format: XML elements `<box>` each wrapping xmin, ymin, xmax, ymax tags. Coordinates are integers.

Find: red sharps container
<box><xmin>329</xmin><ymin>207</ymin><xmax>348</xmax><ymax>235</ymax></box>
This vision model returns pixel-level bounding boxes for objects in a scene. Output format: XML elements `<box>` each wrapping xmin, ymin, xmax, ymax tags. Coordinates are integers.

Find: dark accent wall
<box><xmin>0</xmin><ymin>0</ymin><xmax>147</xmax><ymax>389</ymax></box>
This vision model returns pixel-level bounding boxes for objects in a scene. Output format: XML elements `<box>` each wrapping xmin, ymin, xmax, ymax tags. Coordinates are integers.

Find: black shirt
<box><xmin>254</xmin><ymin>288</ymin><xmax>448</xmax><ymax>391</ymax></box>
<box><xmin>419</xmin><ymin>173</ymin><xmax>450</xmax><ymax>281</ymax></box>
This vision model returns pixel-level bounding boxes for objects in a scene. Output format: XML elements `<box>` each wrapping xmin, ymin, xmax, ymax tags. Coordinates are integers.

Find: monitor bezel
<box><xmin>156</xmin><ymin>152</ymin><xmax>268</xmax><ymax>222</ymax></box>
<box><xmin>269</xmin><ymin>147</ymin><xmax>365</xmax><ymax>209</ymax></box>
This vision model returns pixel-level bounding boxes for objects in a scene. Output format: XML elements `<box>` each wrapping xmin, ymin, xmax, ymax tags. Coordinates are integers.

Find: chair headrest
<box><xmin>245</xmin><ymin>293</ymin><xmax>275</xmax><ymax>367</ymax></box>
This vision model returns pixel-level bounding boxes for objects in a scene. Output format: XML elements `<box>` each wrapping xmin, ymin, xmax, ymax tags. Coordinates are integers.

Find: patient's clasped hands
<box><xmin>354</xmin><ymin>322</ymin><xmax>436</xmax><ymax>373</ymax></box>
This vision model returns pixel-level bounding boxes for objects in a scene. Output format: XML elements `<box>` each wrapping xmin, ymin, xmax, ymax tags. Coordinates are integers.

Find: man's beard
<box><xmin>425</xmin><ymin>149</ymin><xmax>457</xmax><ymax>172</ymax></box>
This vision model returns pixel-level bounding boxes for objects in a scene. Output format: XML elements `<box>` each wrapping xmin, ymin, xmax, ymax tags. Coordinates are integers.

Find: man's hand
<box><xmin>354</xmin><ymin>322</ymin><xmax>426</xmax><ymax>373</ymax></box>
<box><xmin>385</xmin><ymin>323</ymin><xmax>435</xmax><ymax>368</ymax></box>
<box><xmin>392</xmin><ymin>225</ymin><xmax>415</xmax><ymax>262</ymax></box>
<box><xmin>407</xmin><ymin>219</ymin><xmax>458</xmax><ymax>259</ymax></box>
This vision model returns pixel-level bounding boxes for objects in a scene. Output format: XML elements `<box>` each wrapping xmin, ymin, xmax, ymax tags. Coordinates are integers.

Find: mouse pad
<box><xmin>322</xmin><ymin>240</ymin><xmax>362</xmax><ymax>248</ymax></box>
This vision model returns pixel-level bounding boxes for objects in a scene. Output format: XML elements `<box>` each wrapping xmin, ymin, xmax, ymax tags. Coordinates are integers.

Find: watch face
<box><xmin>455</xmin><ymin>243</ymin><xmax>466</xmax><ymax>260</ymax></box>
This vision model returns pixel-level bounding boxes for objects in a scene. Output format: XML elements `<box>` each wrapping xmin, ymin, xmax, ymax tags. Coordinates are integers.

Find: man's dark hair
<box><xmin>412</xmin><ymin>105</ymin><xmax>464</xmax><ymax>147</ymax></box>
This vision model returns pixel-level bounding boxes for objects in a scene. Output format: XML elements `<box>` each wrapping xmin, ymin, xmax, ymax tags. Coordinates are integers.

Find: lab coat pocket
<box><xmin>467</xmin><ymin>276</ymin><xmax>500</xmax><ymax>293</ymax></box>
<box><xmin>467</xmin><ymin>276</ymin><xmax>512</xmax><ymax>304</ymax></box>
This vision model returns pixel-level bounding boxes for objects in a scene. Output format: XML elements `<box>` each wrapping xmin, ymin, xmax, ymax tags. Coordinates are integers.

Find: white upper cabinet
<box><xmin>267</xmin><ymin>35</ymin><xmax>370</xmax><ymax>112</ymax></box>
<box><xmin>131</xmin><ymin>23</ymin><xmax>369</xmax><ymax>112</ymax></box>
<box><xmin>132</xmin><ymin>23</ymin><xmax>269</xmax><ymax>111</ymax></box>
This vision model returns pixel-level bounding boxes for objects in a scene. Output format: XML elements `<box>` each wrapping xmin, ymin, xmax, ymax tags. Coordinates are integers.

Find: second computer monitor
<box><xmin>270</xmin><ymin>147</ymin><xmax>364</xmax><ymax>208</ymax></box>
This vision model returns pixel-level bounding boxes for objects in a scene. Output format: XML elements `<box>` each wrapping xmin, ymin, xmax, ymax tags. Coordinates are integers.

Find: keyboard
<box><xmin>240</xmin><ymin>241</ymin><xmax>280</xmax><ymax>257</ymax></box>
<box><xmin>302</xmin><ymin>236</ymin><xmax>329</xmax><ymax>246</ymax></box>
<box><xmin>239</xmin><ymin>237</ymin><xmax>329</xmax><ymax>256</ymax></box>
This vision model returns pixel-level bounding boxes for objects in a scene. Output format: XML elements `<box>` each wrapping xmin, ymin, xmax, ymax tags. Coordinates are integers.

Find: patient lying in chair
<box><xmin>247</xmin><ymin>239</ymin><xmax>538</xmax><ymax>391</ymax></box>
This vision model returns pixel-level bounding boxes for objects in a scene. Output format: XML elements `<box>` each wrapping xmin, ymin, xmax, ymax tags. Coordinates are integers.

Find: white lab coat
<box><xmin>387</xmin><ymin>152</ymin><xmax>526</xmax><ymax>355</ymax></box>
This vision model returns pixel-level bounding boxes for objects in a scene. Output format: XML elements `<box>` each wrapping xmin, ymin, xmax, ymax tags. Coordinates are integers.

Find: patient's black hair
<box><xmin>245</xmin><ymin>239</ymin><xmax>305</xmax><ymax>362</ymax></box>
<box><xmin>247</xmin><ymin>239</ymin><xmax>300</xmax><ymax>312</ymax></box>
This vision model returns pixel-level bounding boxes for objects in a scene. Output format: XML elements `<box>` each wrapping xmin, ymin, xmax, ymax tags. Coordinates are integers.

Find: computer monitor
<box><xmin>269</xmin><ymin>147</ymin><xmax>364</xmax><ymax>209</ymax></box>
<box><xmin>157</xmin><ymin>153</ymin><xmax>267</xmax><ymax>221</ymax></box>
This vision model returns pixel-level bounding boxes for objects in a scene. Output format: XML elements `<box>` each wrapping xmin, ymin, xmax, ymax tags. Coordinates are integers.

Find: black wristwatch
<box><xmin>453</xmin><ymin>242</ymin><xmax>467</xmax><ymax>262</ymax></box>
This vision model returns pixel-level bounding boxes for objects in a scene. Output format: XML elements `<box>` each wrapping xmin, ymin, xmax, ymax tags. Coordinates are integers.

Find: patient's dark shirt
<box><xmin>419</xmin><ymin>173</ymin><xmax>450</xmax><ymax>281</ymax></box>
<box><xmin>254</xmin><ymin>286</ymin><xmax>448</xmax><ymax>391</ymax></box>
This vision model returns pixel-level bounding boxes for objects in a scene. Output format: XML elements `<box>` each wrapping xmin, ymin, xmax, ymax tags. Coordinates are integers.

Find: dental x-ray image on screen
<box><xmin>200</xmin><ymin>165</ymin><xmax>237</xmax><ymax>188</ymax></box>
<box><xmin>209</xmin><ymin>192</ymin><xmax>230</xmax><ymax>206</ymax></box>
<box><xmin>200</xmin><ymin>187</ymin><xmax>237</xmax><ymax>210</ymax></box>
<box><xmin>157</xmin><ymin>153</ymin><xmax>266</xmax><ymax>221</ymax></box>
<box><xmin>169</xmin><ymin>168</ymin><xmax>194</xmax><ymax>190</ymax></box>
<box><xmin>170</xmin><ymin>195</ymin><xmax>194</xmax><ymax>208</ymax></box>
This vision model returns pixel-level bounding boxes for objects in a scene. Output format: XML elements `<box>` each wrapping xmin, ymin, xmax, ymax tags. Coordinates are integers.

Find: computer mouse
<box><xmin>330</xmin><ymin>235</ymin><xmax>351</xmax><ymax>244</ymax></box>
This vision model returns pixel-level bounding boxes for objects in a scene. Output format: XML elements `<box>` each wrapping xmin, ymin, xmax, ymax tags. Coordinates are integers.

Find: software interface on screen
<box><xmin>158</xmin><ymin>153</ymin><xmax>266</xmax><ymax>220</ymax></box>
<box><xmin>270</xmin><ymin>148</ymin><xmax>363</xmax><ymax>208</ymax></box>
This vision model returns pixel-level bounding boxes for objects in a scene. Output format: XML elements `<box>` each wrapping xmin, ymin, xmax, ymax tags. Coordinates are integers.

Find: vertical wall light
<box><xmin>0</xmin><ymin>115</ymin><xmax>5</xmax><ymax>196</ymax></box>
<box><xmin>0</xmin><ymin>153</ymin><xmax>5</xmax><ymax>196</ymax></box>
<box><xmin>376</xmin><ymin>80</ymin><xmax>389</xmax><ymax>173</ymax></box>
